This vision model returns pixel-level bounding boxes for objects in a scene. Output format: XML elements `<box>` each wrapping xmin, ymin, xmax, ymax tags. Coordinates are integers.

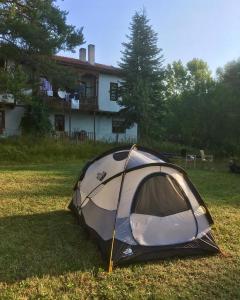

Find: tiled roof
<box><xmin>53</xmin><ymin>55</ymin><xmax>121</xmax><ymax>75</ymax></box>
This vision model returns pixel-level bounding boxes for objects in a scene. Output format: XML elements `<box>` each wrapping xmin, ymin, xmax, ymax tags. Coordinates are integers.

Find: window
<box><xmin>0</xmin><ymin>59</ymin><xmax>5</xmax><ymax>69</ymax></box>
<box><xmin>131</xmin><ymin>173</ymin><xmax>190</xmax><ymax>217</ymax></box>
<box><xmin>112</xmin><ymin>117</ymin><xmax>125</xmax><ymax>134</ymax></box>
<box><xmin>110</xmin><ymin>82</ymin><xmax>118</xmax><ymax>101</ymax></box>
<box><xmin>0</xmin><ymin>111</ymin><xmax>5</xmax><ymax>129</ymax></box>
<box><xmin>54</xmin><ymin>115</ymin><xmax>65</xmax><ymax>131</ymax></box>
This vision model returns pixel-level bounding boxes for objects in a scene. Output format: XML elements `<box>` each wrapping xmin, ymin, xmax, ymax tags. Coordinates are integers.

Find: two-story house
<box><xmin>0</xmin><ymin>44</ymin><xmax>137</xmax><ymax>142</ymax></box>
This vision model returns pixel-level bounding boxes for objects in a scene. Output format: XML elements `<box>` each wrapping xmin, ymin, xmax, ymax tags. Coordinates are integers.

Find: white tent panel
<box><xmin>130</xmin><ymin>211</ymin><xmax>197</xmax><ymax>246</ymax></box>
<box><xmin>90</xmin><ymin>176</ymin><xmax>121</xmax><ymax>210</ymax></box>
<box><xmin>127</xmin><ymin>148</ymin><xmax>164</xmax><ymax>169</ymax></box>
<box><xmin>80</xmin><ymin>153</ymin><xmax>128</xmax><ymax>195</ymax></box>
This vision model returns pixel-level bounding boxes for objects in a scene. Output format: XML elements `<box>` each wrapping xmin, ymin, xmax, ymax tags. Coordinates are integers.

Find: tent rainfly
<box><xmin>69</xmin><ymin>145</ymin><xmax>220</xmax><ymax>271</ymax></box>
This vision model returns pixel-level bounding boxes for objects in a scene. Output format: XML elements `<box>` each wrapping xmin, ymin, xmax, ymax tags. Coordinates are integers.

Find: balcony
<box><xmin>41</xmin><ymin>94</ymin><xmax>98</xmax><ymax>112</ymax></box>
<box><xmin>0</xmin><ymin>93</ymin><xmax>15</xmax><ymax>108</ymax></box>
<box><xmin>71</xmin><ymin>96</ymin><xmax>98</xmax><ymax>111</ymax></box>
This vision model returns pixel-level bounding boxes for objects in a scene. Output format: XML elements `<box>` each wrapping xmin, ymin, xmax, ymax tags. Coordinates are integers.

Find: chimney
<box><xmin>79</xmin><ymin>48</ymin><xmax>86</xmax><ymax>62</ymax></box>
<box><xmin>88</xmin><ymin>44</ymin><xmax>95</xmax><ymax>65</ymax></box>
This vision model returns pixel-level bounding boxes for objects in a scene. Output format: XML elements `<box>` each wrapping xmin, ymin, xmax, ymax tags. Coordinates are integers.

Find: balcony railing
<box><xmin>72</xmin><ymin>96</ymin><xmax>98</xmax><ymax>111</ymax></box>
<box><xmin>0</xmin><ymin>93</ymin><xmax>15</xmax><ymax>107</ymax></box>
<box><xmin>41</xmin><ymin>93</ymin><xmax>98</xmax><ymax>111</ymax></box>
<box><xmin>53</xmin><ymin>130</ymin><xmax>95</xmax><ymax>142</ymax></box>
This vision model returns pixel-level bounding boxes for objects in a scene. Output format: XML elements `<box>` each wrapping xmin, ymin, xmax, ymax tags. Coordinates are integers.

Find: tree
<box><xmin>0</xmin><ymin>0</ymin><xmax>84</xmax><ymax>135</ymax></box>
<box><xmin>0</xmin><ymin>64</ymin><xmax>29</xmax><ymax>101</ymax></box>
<box><xmin>163</xmin><ymin>59</ymin><xmax>215</xmax><ymax>147</ymax></box>
<box><xmin>119</xmin><ymin>10</ymin><xmax>164</xmax><ymax>140</ymax></box>
<box><xmin>0</xmin><ymin>0</ymin><xmax>83</xmax><ymax>61</ymax></box>
<box><xmin>164</xmin><ymin>60</ymin><xmax>188</xmax><ymax>98</ymax></box>
<box><xmin>186</xmin><ymin>58</ymin><xmax>212</xmax><ymax>93</ymax></box>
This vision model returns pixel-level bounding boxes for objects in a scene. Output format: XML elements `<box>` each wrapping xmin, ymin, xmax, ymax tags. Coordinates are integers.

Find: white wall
<box><xmin>2</xmin><ymin>105</ymin><xmax>138</xmax><ymax>142</ymax></box>
<box><xmin>98</xmin><ymin>74</ymin><xmax>123</xmax><ymax>112</ymax></box>
<box><xmin>49</xmin><ymin>111</ymin><xmax>137</xmax><ymax>142</ymax></box>
<box><xmin>4</xmin><ymin>106</ymin><xmax>25</xmax><ymax>136</ymax></box>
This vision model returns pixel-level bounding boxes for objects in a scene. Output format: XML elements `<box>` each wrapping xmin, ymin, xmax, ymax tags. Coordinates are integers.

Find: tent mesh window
<box><xmin>132</xmin><ymin>173</ymin><xmax>190</xmax><ymax>217</ymax></box>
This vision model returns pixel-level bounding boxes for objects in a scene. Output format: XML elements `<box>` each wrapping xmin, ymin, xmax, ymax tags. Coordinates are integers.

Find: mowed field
<box><xmin>0</xmin><ymin>162</ymin><xmax>239</xmax><ymax>299</ymax></box>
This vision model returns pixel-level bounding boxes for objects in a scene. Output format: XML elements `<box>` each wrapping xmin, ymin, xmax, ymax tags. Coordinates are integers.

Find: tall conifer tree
<box><xmin>119</xmin><ymin>10</ymin><xmax>164</xmax><ymax>140</ymax></box>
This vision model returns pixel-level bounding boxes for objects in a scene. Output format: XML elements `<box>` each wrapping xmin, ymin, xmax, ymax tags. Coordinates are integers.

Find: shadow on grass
<box><xmin>0</xmin><ymin>210</ymin><xmax>103</xmax><ymax>283</ymax></box>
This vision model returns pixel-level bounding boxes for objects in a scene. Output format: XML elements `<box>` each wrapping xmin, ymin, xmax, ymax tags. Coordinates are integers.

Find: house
<box><xmin>0</xmin><ymin>44</ymin><xmax>137</xmax><ymax>142</ymax></box>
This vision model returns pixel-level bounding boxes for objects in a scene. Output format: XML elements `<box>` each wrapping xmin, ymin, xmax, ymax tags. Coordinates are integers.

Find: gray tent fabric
<box><xmin>132</xmin><ymin>173</ymin><xmax>190</xmax><ymax>217</ymax></box>
<box><xmin>69</xmin><ymin>145</ymin><xmax>220</xmax><ymax>268</ymax></box>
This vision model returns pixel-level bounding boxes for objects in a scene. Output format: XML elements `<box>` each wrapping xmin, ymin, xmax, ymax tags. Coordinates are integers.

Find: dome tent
<box><xmin>68</xmin><ymin>145</ymin><xmax>219</xmax><ymax>271</ymax></box>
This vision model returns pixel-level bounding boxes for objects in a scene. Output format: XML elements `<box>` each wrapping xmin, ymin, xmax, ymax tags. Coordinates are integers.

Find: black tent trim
<box><xmin>74</xmin><ymin>145</ymin><xmax>171</xmax><ymax>187</ymax></box>
<box><xmin>71</xmin><ymin>208</ymin><xmax>219</xmax><ymax>267</ymax></box>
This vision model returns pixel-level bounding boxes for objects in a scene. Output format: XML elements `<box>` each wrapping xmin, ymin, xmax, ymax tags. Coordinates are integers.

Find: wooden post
<box><xmin>68</xmin><ymin>94</ymin><xmax>72</xmax><ymax>138</ymax></box>
<box><xmin>93</xmin><ymin>111</ymin><xmax>96</xmax><ymax>143</ymax></box>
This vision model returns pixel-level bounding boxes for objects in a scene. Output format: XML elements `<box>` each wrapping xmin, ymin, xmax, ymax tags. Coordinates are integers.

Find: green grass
<box><xmin>0</xmin><ymin>138</ymin><xmax>115</xmax><ymax>164</ymax></box>
<box><xmin>0</xmin><ymin>161</ymin><xmax>239</xmax><ymax>299</ymax></box>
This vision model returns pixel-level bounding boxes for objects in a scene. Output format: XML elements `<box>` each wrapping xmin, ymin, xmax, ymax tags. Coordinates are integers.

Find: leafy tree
<box><xmin>186</xmin><ymin>58</ymin><xmax>212</xmax><ymax>93</ymax></box>
<box><xmin>0</xmin><ymin>64</ymin><xmax>29</xmax><ymax>102</ymax></box>
<box><xmin>165</xmin><ymin>60</ymin><xmax>188</xmax><ymax>97</ymax></box>
<box><xmin>163</xmin><ymin>59</ymin><xmax>215</xmax><ymax>147</ymax></box>
<box><xmin>119</xmin><ymin>10</ymin><xmax>164</xmax><ymax>140</ymax></box>
<box><xmin>20</xmin><ymin>99</ymin><xmax>52</xmax><ymax>136</ymax></box>
<box><xmin>214</xmin><ymin>59</ymin><xmax>240</xmax><ymax>153</ymax></box>
<box><xmin>0</xmin><ymin>0</ymin><xmax>84</xmax><ymax>135</ymax></box>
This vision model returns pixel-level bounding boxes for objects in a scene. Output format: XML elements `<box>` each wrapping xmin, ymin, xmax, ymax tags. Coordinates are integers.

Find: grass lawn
<box><xmin>0</xmin><ymin>161</ymin><xmax>239</xmax><ymax>299</ymax></box>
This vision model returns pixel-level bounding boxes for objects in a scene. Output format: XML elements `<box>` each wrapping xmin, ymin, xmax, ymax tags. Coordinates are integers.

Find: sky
<box><xmin>56</xmin><ymin>0</ymin><xmax>240</xmax><ymax>75</ymax></box>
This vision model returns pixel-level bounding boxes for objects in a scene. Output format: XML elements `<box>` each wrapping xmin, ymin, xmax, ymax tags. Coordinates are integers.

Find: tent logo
<box><xmin>123</xmin><ymin>247</ymin><xmax>133</xmax><ymax>257</ymax></box>
<box><xmin>96</xmin><ymin>171</ymin><xmax>107</xmax><ymax>181</ymax></box>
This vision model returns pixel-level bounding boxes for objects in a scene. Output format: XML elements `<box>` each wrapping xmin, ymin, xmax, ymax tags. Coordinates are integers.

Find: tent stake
<box><xmin>108</xmin><ymin>229</ymin><xmax>116</xmax><ymax>273</ymax></box>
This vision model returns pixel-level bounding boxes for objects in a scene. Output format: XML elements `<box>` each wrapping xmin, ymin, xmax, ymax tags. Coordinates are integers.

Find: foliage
<box><xmin>0</xmin><ymin>138</ymin><xmax>115</xmax><ymax>164</ymax></box>
<box><xmin>0</xmin><ymin>0</ymin><xmax>84</xmax><ymax>135</ymax></box>
<box><xmin>0</xmin><ymin>64</ymin><xmax>30</xmax><ymax>102</ymax></box>
<box><xmin>119</xmin><ymin>10</ymin><xmax>165</xmax><ymax>140</ymax></box>
<box><xmin>20</xmin><ymin>98</ymin><xmax>52</xmax><ymax>136</ymax></box>
<box><xmin>0</xmin><ymin>0</ymin><xmax>84</xmax><ymax>59</ymax></box>
<box><xmin>0</xmin><ymin>0</ymin><xmax>83</xmax><ymax>92</ymax></box>
<box><xmin>0</xmin><ymin>137</ymin><xmax>201</xmax><ymax>164</ymax></box>
<box><xmin>163</xmin><ymin>58</ymin><xmax>240</xmax><ymax>155</ymax></box>
<box><xmin>0</xmin><ymin>162</ymin><xmax>239</xmax><ymax>299</ymax></box>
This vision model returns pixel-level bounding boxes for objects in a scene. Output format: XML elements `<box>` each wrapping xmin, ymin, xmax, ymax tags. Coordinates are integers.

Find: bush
<box><xmin>0</xmin><ymin>137</ymin><xmax>114</xmax><ymax>164</ymax></box>
<box><xmin>0</xmin><ymin>136</ymin><xmax>232</xmax><ymax>165</ymax></box>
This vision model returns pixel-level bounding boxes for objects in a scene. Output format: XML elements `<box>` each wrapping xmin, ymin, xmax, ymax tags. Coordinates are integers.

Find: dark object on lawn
<box><xmin>180</xmin><ymin>148</ymin><xmax>187</xmax><ymax>157</ymax></box>
<box><xmin>68</xmin><ymin>145</ymin><xmax>220</xmax><ymax>271</ymax></box>
<box><xmin>229</xmin><ymin>159</ymin><xmax>240</xmax><ymax>174</ymax></box>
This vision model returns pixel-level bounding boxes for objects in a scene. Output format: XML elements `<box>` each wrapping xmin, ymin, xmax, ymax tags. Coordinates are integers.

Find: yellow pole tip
<box><xmin>108</xmin><ymin>260</ymin><xmax>113</xmax><ymax>273</ymax></box>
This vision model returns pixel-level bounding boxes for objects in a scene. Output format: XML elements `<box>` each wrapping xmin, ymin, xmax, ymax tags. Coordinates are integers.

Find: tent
<box><xmin>69</xmin><ymin>145</ymin><xmax>219</xmax><ymax>271</ymax></box>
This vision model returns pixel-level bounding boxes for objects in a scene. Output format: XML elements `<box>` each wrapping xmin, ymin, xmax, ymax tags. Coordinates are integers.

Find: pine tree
<box><xmin>119</xmin><ymin>10</ymin><xmax>164</xmax><ymax>140</ymax></box>
<box><xmin>0</xmin><ymin>0</ymin><xmax>84</xmax><ymax>135</ymax></box>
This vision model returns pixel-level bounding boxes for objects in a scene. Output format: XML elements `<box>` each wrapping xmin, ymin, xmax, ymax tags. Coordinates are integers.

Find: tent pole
<box><xmin>108</xmin><ymin>144</ymin><xmax>137</xmax><ymax>273</ymax></box>
<box><xmin>108</xmin><ymin>229</ymin><xmax>116</xmax><ymax>272</ymax></box>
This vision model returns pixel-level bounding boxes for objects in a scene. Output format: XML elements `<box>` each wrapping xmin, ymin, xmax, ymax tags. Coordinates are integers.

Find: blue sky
<box><xmin>57</xmin><ymin>0</ymin><xmax>240</xmax><ymax>74</ymax></box>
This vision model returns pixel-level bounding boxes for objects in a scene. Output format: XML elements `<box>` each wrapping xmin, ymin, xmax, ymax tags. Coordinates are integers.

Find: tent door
<box><xmin>130</xmin><ymin>173</ymin><xmax>197</xmax><ymax>246</ymax></box>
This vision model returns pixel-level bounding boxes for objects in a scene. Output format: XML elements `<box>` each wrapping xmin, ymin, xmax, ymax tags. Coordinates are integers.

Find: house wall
<box><xmin>49</xmin><ymin>111</ymin><xmax>137</xmax><ymax>142</ymax></box>
<box><xmin>1</xmin><ymin>70</ymin><xmax>138</xmax><ymax>141</ymax></box>
<box><xmin>3</xmin><ymin>106</ymin><xmax>25</xmax><ymax>136</ymax></box>
<box><xmin>98</xmin><ymin>74</ymin><xmax>122</xmax><ymax>112</ymax></box>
